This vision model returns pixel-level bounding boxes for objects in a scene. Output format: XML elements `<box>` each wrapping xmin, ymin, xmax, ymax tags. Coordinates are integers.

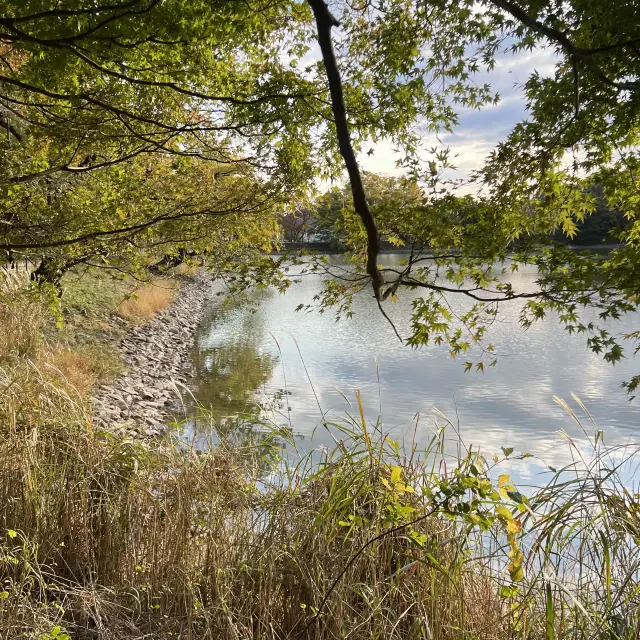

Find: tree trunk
<box><xmin>307</xmin><ymin>0</ymin><xmax>382</xmax><ymax>298</ymax></box>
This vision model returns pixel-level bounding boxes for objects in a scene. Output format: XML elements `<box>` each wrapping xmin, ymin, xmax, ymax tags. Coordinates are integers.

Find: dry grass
<box><xmin>0</xmin><ymin>267</ymin><xmax>43</xmax><ymax>360</ymax></box>
<box><xmin>45</xmin><ymin>348</ymin><xmax>100</xmax><ymax>397</ymax></box>
<box><xmin>174</xmin><ymin>262</ymin><xmax>199</xmax><ymax>276</ymax></box>
<box><xmin>1</xmin><ymin>269</ymin><xmax>638</xmax><ymax>640</ymax></box>
<box><xmin>1</xmin><ymin>390</ymin><xmax>638</xmax><ymax>640</ymax></box>
<box><xmin>0</xmin><ymin>413</ymin><xmax>505</xmax><ymax>640</ymax></box>
<box><xmin>116</xmin><ymin>278</ymin><xmax>178</xmax><ymax>320</ymax></box>
<box><xmin>0</xmin><ymin>269</ymin><xmax>123</xmax><ymax>402</ymax></box>
<box><xmin>45</xmin><ymin>345</ymin><xmax>124</xmax><ymax>398</ymax></box>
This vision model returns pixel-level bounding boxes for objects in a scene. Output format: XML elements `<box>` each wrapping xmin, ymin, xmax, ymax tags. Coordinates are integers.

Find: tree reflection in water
<box><xmin>181</xmin><ymin>294</ymin><xmax>298</xmax><ymax>472</ymax></box>
<box><xmin>191</xmin><ymin>296</ymin><xmax>279</xmax><ymax>422</ymax></box>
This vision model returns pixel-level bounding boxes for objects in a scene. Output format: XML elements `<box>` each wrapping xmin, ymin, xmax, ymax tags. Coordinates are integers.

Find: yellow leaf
<box><xmin>390</xmin><ymin>466</ymin><xmax>402</xmax><ymax>484</ymax></box>
<box><xmin>509</xmin><ymin>563</ymin><xmax>524</xmax><ymax>582</ymax></box>
<box><xmin>498</xmin><ymin>474</ymin><xmax>511</xmax><ymax>488</ymax></box>
<box><xmin>507</xmin><ymin>519</ymin><xmax>522</xmax><ymax>534</ymax></box>
<box><xmin>495</xmin><ymin>505</ymin><xmax>513</xmax><ymax>520</ymax></box>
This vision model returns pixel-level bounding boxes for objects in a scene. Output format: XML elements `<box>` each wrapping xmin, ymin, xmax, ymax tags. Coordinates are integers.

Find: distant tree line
<box><xmin>283</xmin><ymin>177</ymin><xmax>628</xmax><ymax>249</ymax></box>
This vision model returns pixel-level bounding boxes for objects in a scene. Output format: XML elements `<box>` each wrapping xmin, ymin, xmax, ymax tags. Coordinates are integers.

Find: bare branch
<box><xmin>307</xmin><ymin>0</ymin><xmax>382</xmax><ymax>299</ymax></box>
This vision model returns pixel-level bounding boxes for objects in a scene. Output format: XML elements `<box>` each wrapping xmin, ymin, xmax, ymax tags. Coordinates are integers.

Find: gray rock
<box><xmin>90</xmin><ymin>272</ymin><xmax>213</xmax><ymax>438</ymax></box>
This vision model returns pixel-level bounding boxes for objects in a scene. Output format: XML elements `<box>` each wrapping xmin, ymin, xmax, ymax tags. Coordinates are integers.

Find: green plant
<box><xmin>1</xmin><ymin>377</ymin><xmax>638</xmax><ymax>640</ymax></box>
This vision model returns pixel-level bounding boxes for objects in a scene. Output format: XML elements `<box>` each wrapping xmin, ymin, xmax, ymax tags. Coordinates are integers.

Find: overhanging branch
<box><xmin>489</xmin><ymin>0</ymin><xmax>640</xmax><ymax>91</ymax></box>
<box><xmin>307</xmin><ymin>0</ymin><xmax>382</xmax><ymax>299</ymax></box>
<box><xmin>0</xmin><ymin>197</ymin><xmax>271</xmax><ymax>251</ymax></box>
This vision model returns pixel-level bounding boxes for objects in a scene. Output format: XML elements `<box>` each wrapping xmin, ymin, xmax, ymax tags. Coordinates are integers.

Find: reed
<box><xmin>1</xmin><ymin>394</ymin><xmax>638</xmax><ymax>639</ymax></box>
<box><xmin>1</xmin><ymin>272</ymin><xmax>638</xmax><ymax>639</ymax></box>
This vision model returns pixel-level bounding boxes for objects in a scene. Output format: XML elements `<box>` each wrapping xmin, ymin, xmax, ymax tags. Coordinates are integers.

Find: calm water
<box><xmin>189</xmin><ymin>255</ymin><xmax>640</xmax><ymax>479</ymax></box>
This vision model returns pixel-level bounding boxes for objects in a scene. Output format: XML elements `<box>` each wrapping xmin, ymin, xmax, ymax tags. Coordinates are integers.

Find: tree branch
<box><xmin>0</xmin><ymin>0</ymin><xmax>162</xmax><ymax>44</ymax></box>
<box><xmin>489</xmin><ymin>0</ymin><xmax>640</xmax><ymax>91</ymax></box>
<box><xmin>307</xmin><ymin>0</ymin><xmax>382</xmax><ymax>299</ymax></box>
<box><xmin>0</xmin><ymin>197</ymin><xmax>270</xmax><ymax>251</ymax></box>
<box><xmin>396</xmin><ymin>276</ymin><xmax>597</xmax><ymax>304</ymax></box>
<box><xmin>0</xmin><ymin>0</ymin><xmax>147</xmax><ymax>24</ymax></box>
<box><xmin>0</xmin><ymin>113</ymin><xmax>22</xmax><ymax>142</ymax></box>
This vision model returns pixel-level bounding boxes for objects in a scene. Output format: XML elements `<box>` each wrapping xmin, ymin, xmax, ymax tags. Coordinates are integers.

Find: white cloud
<box><xmin>360</xmin><ymin>45</ymin><xmax>559</xmax><ymax>183</ymax></box>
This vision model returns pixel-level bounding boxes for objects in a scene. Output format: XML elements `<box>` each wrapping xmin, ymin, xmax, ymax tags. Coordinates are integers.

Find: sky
<box><xmin>359</xmin><ymin>45</ymin><xmax>559</xmax><ymax>188</ymax></box>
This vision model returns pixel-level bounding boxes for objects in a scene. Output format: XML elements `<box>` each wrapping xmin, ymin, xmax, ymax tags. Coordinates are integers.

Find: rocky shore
<box><xmin>92</xmin><ymin>273</ymin><xmax>213</xmax><ymax>436</ymax></box>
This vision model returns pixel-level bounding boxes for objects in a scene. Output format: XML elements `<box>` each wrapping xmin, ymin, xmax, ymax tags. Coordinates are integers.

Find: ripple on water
<box><xmin>187</xmin><ymin>256</ymin><xmax>640</xmax><ymax>483</ymax></box>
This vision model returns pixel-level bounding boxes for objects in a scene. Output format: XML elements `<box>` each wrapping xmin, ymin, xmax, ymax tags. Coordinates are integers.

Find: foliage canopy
<box><xmin>1</xmin><ymin>0</ymin><xmax>640</xmax><ymax>388</ymax></box>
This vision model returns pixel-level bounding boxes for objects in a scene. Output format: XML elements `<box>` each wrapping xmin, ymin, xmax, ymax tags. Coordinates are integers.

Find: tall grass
<box><xmin>1</xmin><ymin>271</ymin><xmax>638</xmax><ymax>639</ymax></box>
<box><xmin>0</xmin><ymin>267</ymin><xmax>43</xmax><ymax>360</ymax></box>
<box><xmin>1</xmin><ymin>393</ymin><xmax>639</xmax><ymax>639</ymax></box>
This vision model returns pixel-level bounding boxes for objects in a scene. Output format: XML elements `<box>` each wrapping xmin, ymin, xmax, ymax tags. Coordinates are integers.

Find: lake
<box><xmin>188</xmin><ymin>254</ymin><xmax>640</xmax><ymax>480</ymax></box>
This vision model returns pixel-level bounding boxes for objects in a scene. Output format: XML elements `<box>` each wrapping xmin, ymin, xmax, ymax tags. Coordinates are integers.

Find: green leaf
<box><xmin>409</xmin><ymin>530</ymin><xmax>428</xmax><ymax>547</ymax></box>
<box><xmin>545</xmin><ymin>582</ymin><xmax>555</xmax><ymax>640</ymax></box>
<box><xmin>390</xmin><ymin>466</ymin><xmax>402</xmax><ymax>484</ymax></box>
<box><xmin>506</xmin><ymin>490</ymin><xmax>524</xmax><ymax>504</ymax></box>
<box><xmin>495</xmin><ymin>505</ymin><xmax>513</xmax><ymax>520</ymax></box>
<box><xmin>510</xmin><ymin>565</ymin><xmax>524</xmax><ymax>583</ymax></box>
<box><xmin>499</xmin><ymin>585</ymin><xmax>520</xmax><ymax>598</ymax></box>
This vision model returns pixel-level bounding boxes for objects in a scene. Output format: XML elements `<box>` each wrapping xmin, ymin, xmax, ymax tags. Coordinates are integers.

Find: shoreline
<box><xmin>91</xmin><ymin>272</ymin><xmax>213</xmax><ymax>437</ymax></box>
<box><xmin>277</xmin><ymin>242</ymin><xmax>624</xmax><ymax>255</ymax></box>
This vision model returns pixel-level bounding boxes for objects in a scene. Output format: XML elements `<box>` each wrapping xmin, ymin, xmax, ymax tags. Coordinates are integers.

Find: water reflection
<box><xmin>190</xmin><ymin>299</ymin><xmax>280</xmax><ymax>421</ymax></box>
<box><xmin>189</xmin><ymin>256</ymin><xmax>640</xmax><ymax>483</ymax></box>
<box><xmin>184</xmin><ymin>412</ymin><xmax>293</xmax><ymax>480</ymax></box>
